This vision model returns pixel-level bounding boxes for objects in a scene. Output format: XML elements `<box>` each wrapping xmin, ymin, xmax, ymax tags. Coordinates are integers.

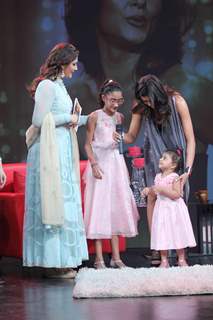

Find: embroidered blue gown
<box><xmin>23</xmin><ymin>78</ymin><xmax>88</xmax><ymax>268</ymax></box>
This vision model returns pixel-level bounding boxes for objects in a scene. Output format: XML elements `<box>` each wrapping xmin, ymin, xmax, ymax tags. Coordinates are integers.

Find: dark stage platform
<box><xmin>1</xmin><ymin>250</ymin><xmax>213</xmax><ymax>320</ymax></box>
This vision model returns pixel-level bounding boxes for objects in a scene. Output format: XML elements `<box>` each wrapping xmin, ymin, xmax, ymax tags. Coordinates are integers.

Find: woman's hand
<box><xmin>91</xmin><ymin>163</ymin><xmax>103</xmax><ymax>179</ymax></box>
<box><xmin>177</xmin><ymin>172</ymin><xmax>189</xmax><ymax>189</ymax></box>
<box><xmin>70</xmin><ymin>114</ymin><xmax>79</xmax><ymax>125</ymax></box>
<box><xmin>74</xmin><ymin>99</ymin><xmax>82</xmax><ymax>114</ymax></box>
<box><xmin>64</xmin><ymin>122</ymin><xmax>77</xmax><ymax>129</ymax></box>
<box><xmin>0</xmin><ymin>166</ymin><xmax>6</xmax><ymax>189</ymax></box>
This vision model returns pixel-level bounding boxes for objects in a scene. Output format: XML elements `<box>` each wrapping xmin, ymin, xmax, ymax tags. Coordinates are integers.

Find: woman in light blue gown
<box><xmin>23</xmin><ymin>43</ymin><xmax>88</xmax><ymax>278</ymax></box>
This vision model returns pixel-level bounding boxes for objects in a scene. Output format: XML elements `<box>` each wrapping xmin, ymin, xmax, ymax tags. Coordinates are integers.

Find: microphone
<box><xmin>116</xmin><ymin>124</ymin><xmax>124</xmax><ymax>154</ymax></box>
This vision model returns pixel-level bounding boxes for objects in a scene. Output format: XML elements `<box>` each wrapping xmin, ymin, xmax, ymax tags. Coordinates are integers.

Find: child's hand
<box><xmin>91</xmin><ymin>163</ymin><xmax>104</xmax><ymax>179</ymax></box>
<box><xmin>152</xmin><ymin>185</ymin><xmax>163</xmax><ymax>194</ymax></box>
<box><xmin>112</xmin><ymin>131</ymin><xmax>121</xmax><ymax>143</ymax></box>
<box><xmin>141</xmin><ymin>187</ymin><xmax>150</xmax><ymax>197</ymax></box>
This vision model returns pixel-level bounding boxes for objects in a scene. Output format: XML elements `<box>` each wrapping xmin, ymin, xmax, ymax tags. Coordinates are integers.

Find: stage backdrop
<box><xmin>0</xmin><ymin>0</ymin><xmax>213</xmax><ymax>197</ymax></box>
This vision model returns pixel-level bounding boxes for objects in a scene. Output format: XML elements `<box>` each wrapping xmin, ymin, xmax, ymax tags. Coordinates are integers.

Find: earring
<box><xmin>61</xmin><ymin>69</ymin><xmax>65</xmax><ymax>78</ymax></box>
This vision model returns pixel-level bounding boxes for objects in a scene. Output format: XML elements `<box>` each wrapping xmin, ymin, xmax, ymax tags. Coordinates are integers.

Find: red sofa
<box><xmin>0</xmin><ymin>161</ymin><xmax>125</xmax><ymax>258</ymax></box>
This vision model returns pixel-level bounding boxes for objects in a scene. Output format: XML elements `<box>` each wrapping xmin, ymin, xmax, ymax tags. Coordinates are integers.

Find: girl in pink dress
<box><xmin>142</xmin><ymin>150</ymin><xmax>196</xmax><ymax>268</ymax></box>
<box><xmin>84</xmin><ymin>80</ymin><xmax>139</xmax><ymax>269</ymax></box>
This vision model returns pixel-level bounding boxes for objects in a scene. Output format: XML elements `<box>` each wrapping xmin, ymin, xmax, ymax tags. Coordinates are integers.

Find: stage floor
<box><xmin>1</xmin><ymin>250</ymin><xmax>213</xmax><ymax>320</ymax></box>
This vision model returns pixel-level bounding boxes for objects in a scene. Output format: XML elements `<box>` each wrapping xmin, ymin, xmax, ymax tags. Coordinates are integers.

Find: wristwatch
<box><xmin>185</xmin><ymin>166</ymin><xmax>192</xmax><ymax>175</ymax></box>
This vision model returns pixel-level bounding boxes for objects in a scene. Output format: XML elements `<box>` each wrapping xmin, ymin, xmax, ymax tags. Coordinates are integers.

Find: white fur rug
<box><xmin>73</xmin><ymin>265</ymin><xmax>213</xmax><ymax>298</ymax></box>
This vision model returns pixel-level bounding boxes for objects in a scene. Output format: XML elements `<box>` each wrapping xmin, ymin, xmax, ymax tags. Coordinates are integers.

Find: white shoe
<box><xmin>110</xmin><ymin>259</ymin><xmax>126</xmax><ymax>269</ymax></box>
<box><xmin>94</xmin><ymin>260</ymin><xmax>107</xmax><ymax>269</ymax></box>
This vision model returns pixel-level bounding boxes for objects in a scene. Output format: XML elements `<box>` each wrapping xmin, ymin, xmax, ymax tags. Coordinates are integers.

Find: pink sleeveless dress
<box><xmin>83</xmin><ymin>109</ymin><xmax>139</xmax><ymax>239</ymax></box>
<box><xmin>151</xmin><ymin>172</ymin><xmax>196</xmax><ymax>250</ymax></box>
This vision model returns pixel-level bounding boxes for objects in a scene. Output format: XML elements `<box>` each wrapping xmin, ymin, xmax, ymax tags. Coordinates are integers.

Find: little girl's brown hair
<box><xmin>164</xmin><ymin>149</ymin><xmax>183</xmax><ymax>173</ymax></box>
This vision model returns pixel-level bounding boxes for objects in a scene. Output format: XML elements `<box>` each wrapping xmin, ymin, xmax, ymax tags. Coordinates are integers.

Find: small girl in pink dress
<box><xmin>84</xmin><ymin>79</ymin><xmax>139</xmax><ymax>269</ymax></box>
<box><xmin>142</xmin><ymin>150</ymin><xmax>196</xmax><ymax>268</ymax></box>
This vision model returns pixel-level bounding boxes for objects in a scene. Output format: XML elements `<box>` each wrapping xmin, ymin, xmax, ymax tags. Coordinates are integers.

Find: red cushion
<box><xmin>1</xmin><ymin>163</ymin><xmax>26</xmax><ymax>192</ymax></box>
<box><xmin>13</xmin><ymin>169</ymin><xmax>26</xmax><ymax>193</ymax></box>
<box><xmin>0</xmin><ymin>166</ymin><xmax>14</xmax><ymax>192</ymax></box>
<box><xmin>0</xmin><ymin>178</ymin><xmax>14</xmax><ymax>192</ymax></box>
<box><xmin>0</xmin><ymin>193</ymin><xmax>24</xmax><ymax>258</ymax></box>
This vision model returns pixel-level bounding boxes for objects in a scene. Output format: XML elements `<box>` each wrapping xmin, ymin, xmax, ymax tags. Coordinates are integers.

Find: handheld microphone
<box><xmin>116</xmin><ymin>124</ymin><xmax>124</xmax><ymax>154</ymax></box>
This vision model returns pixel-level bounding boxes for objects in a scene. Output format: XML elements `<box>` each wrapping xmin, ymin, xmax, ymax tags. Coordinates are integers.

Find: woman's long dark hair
<box><xmin>28</xmin><ymin>43</ymin><xmax>79</xmax><ymax>98</ymax></box>
<box><xmin>98</xmin><ymin>79</ymin><xmax>122</xmax><ymax>107</ymax></box>
<box><xmin>133</xmin><ymin>74</ymin><xmax>178</xmax><ymax>123</ymax></box>
<box><xmin>64</xmin><ymin>0</ymin><xmax>195</xmax><ymax>81</ymax></box>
